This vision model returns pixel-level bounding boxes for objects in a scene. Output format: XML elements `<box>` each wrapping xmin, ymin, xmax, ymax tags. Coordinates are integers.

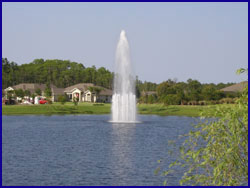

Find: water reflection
<box><xmin>110</xmin><ymin>123</ymin><xmax>136</xmax><ymax>185</ymax></box>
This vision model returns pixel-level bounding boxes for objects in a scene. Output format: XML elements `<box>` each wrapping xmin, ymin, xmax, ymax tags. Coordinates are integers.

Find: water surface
<box><xmin>2</xmin><ymin>115</ymin><xmax>200</xmax><ymax>186</ymax></box>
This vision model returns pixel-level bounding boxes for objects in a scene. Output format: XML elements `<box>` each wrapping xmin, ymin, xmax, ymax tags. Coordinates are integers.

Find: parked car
<box><xmin>3</xmin><ymin>98</ymin><xmax>16</xmax><ymax>105</ymax></box>
<box><xmin>39</xmin><ymin>99</ymin><xmax>48</xmax><ymax>104</ymax></box>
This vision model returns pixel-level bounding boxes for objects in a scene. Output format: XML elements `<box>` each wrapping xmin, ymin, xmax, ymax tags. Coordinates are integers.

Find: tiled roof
<box><xmin>8</xmin><ymin>83</ymin><xmax>65</xmax><ymax>95</ymax></box>
<box><xmin>97</xmin><ymin>86</ymin><xmax>113</xmax><ymax>96</ymax></box>
<box><xmin>12</xmin><ymin>83</ymin><xmax>46</xmax><ymax>91</ymax></box>
<box><xmin>7</xmin><ymin>83</ymin><xmax>113</xmax><ymax>96</ymax></box>
<box><xmin>220</xmin><ymin>81</ymin><xmax>248</xmax><ymax>92</ymax></box>
<box><xmin>64</xmin><ymin>83</ymin><xmax>94</xmax><ymax>92</ymax></box>
<box><xmin>51</xmin><ymin>87</ymin><xmax>65</xmax><ymax>95</ymax></box>
<box><xmin>11</xmin><ymin>83</ymin><xmax>46</xmax><ymax>94</ymax></box>
<box><xmin>64</xmin><ymin>83</ymin><xmax>113</xmax><ymax>96</ymax></box>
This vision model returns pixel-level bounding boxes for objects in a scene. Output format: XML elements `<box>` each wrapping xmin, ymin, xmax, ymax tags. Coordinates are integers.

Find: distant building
<box><xmin>220</xmin><ymin>81</ymin><xmax>248</xmax><ymax>93</ymax></box>
<box><xmin>4</xmin><ymin>83</ymin><xmax>64</xmax><ymax>102</ymax></box>
<box><xmin>51</xmin><ymin>86</ymin><xmax>65</xmax><ymax>102</ymax></box>
<box><xmin>4</xmin><ymin>83</ymin><xmax>113</xmax><ymax>103</ymax></box>
<box><xmin>141</xmin><ymin>90</ymin><xmax>157</xmax><ymax>96</ymax></box>
<box><xmin>5</xmin><ymin>83</ymin><xmax>46</xmax><ymax>94</ymax></box>
<box><xmin>64</xmin><ymin>83</ymin><xmax>112</xmax><ymax>103</ymax></box>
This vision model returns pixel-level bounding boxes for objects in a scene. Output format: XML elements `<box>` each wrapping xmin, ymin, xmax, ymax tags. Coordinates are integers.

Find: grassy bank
<box><xmin>2</xmin><ymin>102</ymin><xmax>110</xmax><ymax>115</ymax></box>
<box><xmin>2</xmin><ymin>102</ymin><xmax>222</xmax><ymax>117</ymax></box>
<box><xmin>137</xmin><ymin>104</ymin><xmax>217</xmax><ymax>116</ymax></box>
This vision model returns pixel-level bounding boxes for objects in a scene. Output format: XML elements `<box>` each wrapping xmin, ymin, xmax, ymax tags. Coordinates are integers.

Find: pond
<box><xmin>2</xmin><ymin>115</ymin><xmax>201</xmax><ymax>186</ymax></box>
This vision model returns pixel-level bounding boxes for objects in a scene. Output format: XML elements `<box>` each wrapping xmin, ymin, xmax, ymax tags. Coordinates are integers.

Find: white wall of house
<box><xmin>71</xmin><ymin>88</ymin><xmax>82</xmax><ymax>102</ymax></box>
<box><xmin>83</xmin><ymin>90</ymin><xmax>97</xmax><ymax>102</ymax></box>
<box><xmin>65</xmin><ymin>89</ymin><xmax>111</xmax><ymax>103</ymax></box>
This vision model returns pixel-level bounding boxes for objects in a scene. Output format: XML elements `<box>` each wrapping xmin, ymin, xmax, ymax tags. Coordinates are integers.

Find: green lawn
<box><xmin>2</xmin><ymin>102</ymin><xmax>223</xmax><ymax>117</ymax></box>
<box><xmin>137</xmin><ymin>103</ymin><xmax>217</xmax><ymax>116</ymax></box>
<box><xmin>2</xmin><ymin>102</ymin><xmax>110</xmax><ymax>115</ymax></box>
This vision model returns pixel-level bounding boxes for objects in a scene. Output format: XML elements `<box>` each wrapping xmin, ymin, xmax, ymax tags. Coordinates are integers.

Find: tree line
<box><xmin>3</xmin><ymin>58</ymin><xmax>237</xmax><ymax>105</ymax></box>
<box><xmin>138</xmin><ymin>78</ymin><xmax>237</xmax><ymax>105</ymax></box>
<box><xmin>2</xmin><ymin>58</ymin><xmax>113</xmax><ymax>89</ymax></box>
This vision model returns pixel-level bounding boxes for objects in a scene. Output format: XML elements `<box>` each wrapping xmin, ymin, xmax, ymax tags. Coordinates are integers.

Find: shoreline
<box><xmin>2</xmin><ymin>103</ymin><xmax>221</xmax><ymax>117</ymax></box>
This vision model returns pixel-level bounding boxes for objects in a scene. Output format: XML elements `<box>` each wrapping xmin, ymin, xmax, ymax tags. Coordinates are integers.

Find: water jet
<box><xmin>111</xmin><ymin>30</ymin><xmax>137</xmax><ymax>123</ymax></box>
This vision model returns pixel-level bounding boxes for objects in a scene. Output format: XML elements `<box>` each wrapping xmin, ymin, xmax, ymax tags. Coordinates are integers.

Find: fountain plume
<box><xmin>111</xmin><ymin>30</ymin><xmax>137</xmax><ymax>123</ymax></box>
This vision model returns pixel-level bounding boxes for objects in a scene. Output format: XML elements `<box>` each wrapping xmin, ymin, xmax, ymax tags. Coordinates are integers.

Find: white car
<box><xmin>22</xmin><ymin>101</ymin><xmax>33</xmax><ymax>105</ymax></box>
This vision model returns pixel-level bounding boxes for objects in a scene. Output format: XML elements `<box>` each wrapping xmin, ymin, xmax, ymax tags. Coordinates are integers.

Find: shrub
<box><xmin>58</xmin><ymin>95</ymin><xmax>67</xmax><ymax>105</ymax></box>
<box><xmin>73</xmin><ymin>97</ymin><xmax>78</xmax><ymax>106</ymax></box>
<box><xmin>220</xmin><ymin>98</ymin><xmax>235</xmax><ymax>104</ymax></box>
<box><xmin>47</xmin><ymin>99</ymin><xmax>52</xmax><ymax>104</ymax></box>
<box><xmin>93</xmin><ymin>103</ymin><xmax>104</xmax><ymax>106</ymax></box>
<box><xmin>210</xmin><ymin>100</ymin><xmax>216</xmax><ymax>105</ymax></box>
<box><xmin>188</xmin><ymin>101</ymin><xmax>197</xmax><ymax>105</ymax></box>
<box><xmin>164</xmin><ymin>94</ymin><xmax>181</xmax><ymax>105</ymax></box>
<box><xmin>147</xmin><ymin>95</ymin><xmax>156</xmax><ymax>104</ymax></box>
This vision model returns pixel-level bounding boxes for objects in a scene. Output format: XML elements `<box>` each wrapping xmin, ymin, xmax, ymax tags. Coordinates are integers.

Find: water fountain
<box><xmin>111</xmin><ymin>30</ymin><xmax>137</xmax><ymax>123</ymax></box>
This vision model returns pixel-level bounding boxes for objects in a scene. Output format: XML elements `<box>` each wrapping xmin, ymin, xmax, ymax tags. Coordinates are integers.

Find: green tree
<box><xmin>44</xmin><ymin>84</ymin><xmax>52</xmax><ymax>98</ymax></box>
<box><xmin>135</xmin><ymin>76</ymin><xmax>142</xmax><ymax>98</ymax></box>
<box><xmin>89</xmin><ymin>86</ymin><xmax>103</xmax><ymax>102</ymax></box>
<box><xmin>2</xmin><ymin>58</ymin><xmax>19</xmax><ymax>89</ymax></box>
<box><xmin>14</xmin><ymin>89</ymin><xmax>24</xmax><ymax>99</ymax></box>
<box><xmin>147</xmin><ymin>94</ymin><xmax>156</xmax><ymax>104</ymax></box>
<box><xmin>136</xmin><ymin>85</ymin><xmax>141</xmax><ymax>99</ymax></box>
<box><xmin>163</xmin><ymin>94</ymin><xmax>181</xmax><ymax>105</ymax></box>
<box><xmin>35</xmin><ymin>88</ymin><xmax>42</xmax><ymax>96</ymax></box>
<box><xmin>160</xmin><ymin>70</ymin><xmax>248</xmax><ymax>186</ymax></box>
<box><xmin>24</xmin><ymin>90</ymin><xmax>31</xmax><ymax>97</ymax></box>
<box><xmin>31</xmin><ymin>93</ymin><xmax>36</xmax><ymax>103</ymax></box>
<box><xmin>6</xmin><ymin>90</ymin><xmax>14</xmax><ymax>104</ymax></box>
<box><xmin>88</xmin><ymin>86</ymin><xmax>102</xmax><ymax>94</ymax></box>
<box><xmin>156</xmin><ymin>81</ymin><xmax>173</xmax><ymax>102</ymax></box>
<box><xmin>139</xmin><ymin>95</ymin><xmax>147</xmax><ymax>104</ymax></box>
<box><xmin>201</xmin><ymin>85</ymin><xmax>217</xmax><ymax>100</ymax></box>
<box><xmin>186</xmin><ymin>79</ymin><xmax>202</xmax><ymax>101</ymax></box>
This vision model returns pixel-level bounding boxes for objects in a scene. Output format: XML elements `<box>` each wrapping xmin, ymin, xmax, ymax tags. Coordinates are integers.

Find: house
<box><xmin>220</xmin><ymin>81</ymin><xmax>248</xmax><ymax>93</ymax></box>
<box><xmin>141</xmin><ymin>90</ymin><xmax>157</xmax><ymax>96</ymax></box>
<box><xmin>51</xmin><ymin>85</ymin><xmax>65</xmax><ymax>102</ymax></box>
<box><xmin>4</xmin><ymin>83</ymin><xmax>65</xmax><ymax>102</ymax></box>
<box><xmin>4</xmin><ymin>83</ymin><xmax>113</xmax><ymax>103</ymax></box>
<box><xmin>5</xmin><ymin>83</ymin><xmax>46</xmax><ymax>95</ymax></box>
<box><xmin>64</xmin><ymin>83</ymin><xmax>112</xmax><ymax>103</ymax></box>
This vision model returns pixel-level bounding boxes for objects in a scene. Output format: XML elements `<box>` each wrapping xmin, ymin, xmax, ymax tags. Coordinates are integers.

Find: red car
<box><xmin>39</xmin><ymin>99</ymin><xmax>48</xmax><ymax>104</ymax></box>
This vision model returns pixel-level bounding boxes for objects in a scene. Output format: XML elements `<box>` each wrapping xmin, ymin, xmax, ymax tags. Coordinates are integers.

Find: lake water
<box><xmin>2</xmin><ymin>115</ymin><xmax>201</xmax><ymax>186</ymax></box>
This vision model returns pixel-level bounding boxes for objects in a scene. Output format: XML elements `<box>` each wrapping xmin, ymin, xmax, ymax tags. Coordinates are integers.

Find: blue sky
<box><xmin>2</xmin><ymin>2</ymin><xmax>248</xmax><ymax>84</ymax></box>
